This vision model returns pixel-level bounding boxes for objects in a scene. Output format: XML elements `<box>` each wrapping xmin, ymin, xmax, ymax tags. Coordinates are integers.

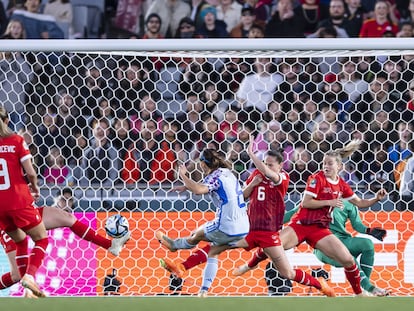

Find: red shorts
<box><xmin>244</xmin><ymin>230</ymin><xmax>281</xmax><ymax>251</ymax></box>
<box><xmin>288</xmin><ymin>222</ymin><xmax>332</xmax><ymax>248</ymax></box>
<box><xmin>0</xmin><ymin>206</ymin><xmax>44</xmax><ymax>253</ymax></box>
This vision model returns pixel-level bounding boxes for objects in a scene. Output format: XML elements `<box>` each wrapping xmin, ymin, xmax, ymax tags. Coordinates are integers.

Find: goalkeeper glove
<box><xmin>366</xmin><ymin>227</ymin><xmax>387</xmax><ymax>241</ymax></box>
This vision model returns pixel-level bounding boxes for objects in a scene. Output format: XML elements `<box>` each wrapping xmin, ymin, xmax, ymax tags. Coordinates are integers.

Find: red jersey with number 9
<box><xmin>0</xmin><ymin>134</ymin><xmax>33</xmax><ymax>211</ymax></box>
<box><xmin>291</xmin><ymin>171</ymin><xmax>355</xmax><ymax>228</ymax></box>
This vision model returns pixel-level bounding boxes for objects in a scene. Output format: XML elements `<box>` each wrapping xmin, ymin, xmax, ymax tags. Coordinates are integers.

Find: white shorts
<box><xmin>202</xmin><ymin>221</ymin><xmax>247</xmax><ymax>246</ymax></box>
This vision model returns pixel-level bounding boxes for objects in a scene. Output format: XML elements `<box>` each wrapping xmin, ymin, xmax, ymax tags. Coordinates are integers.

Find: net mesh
<box><xmin>0</xmin><ymin>47</ymin><xmax>413</xmax><ymax>297</ymax></box>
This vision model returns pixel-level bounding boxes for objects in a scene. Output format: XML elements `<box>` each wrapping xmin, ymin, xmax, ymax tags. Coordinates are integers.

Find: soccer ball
<box><xmin>105</xmin><ymin>214</ymin><xmax>129</xmax><ymax>238</ymax></box>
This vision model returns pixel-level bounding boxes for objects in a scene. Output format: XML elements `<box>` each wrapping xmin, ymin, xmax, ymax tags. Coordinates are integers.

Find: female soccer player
<box><xmin>0</xmin><ymin>190</ymin><xmax>131</xmax><ymax>297</ymax></box>
<box><xmin>0</xmin><ymin>106</ymin><xmax>48</xmax><ymax>297</ymax></box>
<box><xmin>234</xmin><ymin>139</ymin><xmax>387</xmax><ymax>296</ymax></box>
<box><xmin>156</xmin><ymin>148</ymin><xmax>250</xmax><ymax>297</ymax></box>
<box><xmin>160</xmin><ymin>137</ymin><xmax>335</xmax><ymax>296</ymax></box>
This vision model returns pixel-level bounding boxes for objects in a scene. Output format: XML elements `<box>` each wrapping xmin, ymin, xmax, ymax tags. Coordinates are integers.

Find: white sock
<box><xmin>201</xmin><ymin>257</ymin><xmax>219</xmax><ymax>291</ymax></box>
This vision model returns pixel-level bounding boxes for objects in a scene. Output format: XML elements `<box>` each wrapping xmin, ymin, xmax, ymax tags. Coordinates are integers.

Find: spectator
<box><xmin>236</xmin><ymin>57</ymin><xmax>283</xmax><ymax>114</ymax></box>
<box><xmin>338</xmin><ymin>58</ymin><xmax>369</xmax><ymax>102</ymax></box>
<box><xmin>296</xmin><ymin>0</ymin><xmax>321</xmax><ymax>36</ymax></box>
<box><xmin>145</xmin><ymin>0</ymin><xmax>191</xmax><ymax>38</ymax></box>
<box><xmin>75</xmin><ymin>60</ymin><xmax>113</xmax><ymax>116</ymax></box>
<box><xmin>112</xmin><ymin>116</ymin><xmax>137</xmax><ymax>161</ymax></box>
<box><xmin>216</xmin><ymin>0</ymin><xmax>242</xmax><ymax>32</ymax></box>
<box><xmin>230</xmin><ymin>5</ymin><xmax>257</xmax><ymax>38</ymax></box>
<box><xmin>219</xmin><ymin>105</ymin><xmax>241</xmax><ymax>142</ymax></box>
<box><xmin>365</xmin><ymin>109</ymin><xmax>397</xmax><ymax>151</ymax></box>
<box><xmin>121</xmin><ymin>118</ymin><xmax>177</xmax><ymax>185</ymax></box>
<box><xmin>0</xmin><ymin>20</ymin><xmax>31</xmax><ymax>131</ymax></box>
<box><xmin>247</xmin><ymin>22</ymin><xmax>265</xmax><ymax>37</ymax></box>
<box><xmin>74</xmin><ymin>118</ymin><xmax>120</xmax><ymax>187</ymax></box>
<box><xmin>289</xmin><ymin>144</ymin><xmax>318</xmax><ymax>195</ymax></box>
<box><xmin>180</xmin><ymin>57</ymin><xmax>219</xmax><ymax>95</ymax></box>
<box><xmin>11</xmin><ymin>0</ymin><xmax>64</xmax><ymax>38</ymax></box>
<box><xmin>265</xmin><ymin>0</ymin><xmax>305</xmax><ymax>37</ymax></box>
<box><xmin>196</xmin><ymin>6</ymin><xmax>229</xmax><ymax>38</ymax></box>
<box><xmin>359</xmin><ymin>0</ymin><xmax>398</xmax><ymax>37</ymax></box>
<box><xmin>43</xmin><ymin>0</ymin><xmax>73</xmax><ymax>24</ymax></box>
<box><xmin>175</xmin><ymin>93</ymin><xmax>205</xmax><ymax>153</ymax></box>
<box><xmin>313</xmin><ymin>0</ymin><xmax>351</xmax><ymax>37</ymax></box>
<box><xmin>191</xmin><ymin>0</ymin><xmax>211</xmax><ymax>29</ymax></box>
<box><xmin>217</xmin><ymin>57</ymin><xmax>251</xmax><ymax>99</ymax></box>
<box><xmin>343</xmin><ymin>0</ymin><xmax>364</xmax><ymax>37</ymax></box>
<box><xmin>363</xmin><ymin>143</ymin><xmax>394</xmax><ymax>194</ymax></box>
<box><xmin>1</xmin><ymin>18</ymin><xmax>25</xmax><ymax>38</ymax></box>
<box><xmin>175</xmin><ymin>17</ymin><xmax>201</xmax><ymax>38</ymax></box>
<box><xmin>397</xmin><ymin>21</ymin><xmax>414</xmax><ymax>37</ymax></box>
<box><xmin>113</xmin><ymin>0</ymin><xmax>144</xmax><ymax>36</ymax></box>
<box><xmin>129</xmin><ymin>93</ymin><xmax>163</xmax><ymax>135</ymax></box>
<box><xmin>244</xmin><ymin>0</ymin><xmax>272</xmax><ymax>25</ymax></box>
<box><xmin>43</xmin><ymin>146</ymin><xmax>72</xmax><ymax>186</ymax></box>
<box><xmin>352</xmin><ymin>71</ymin><xmax>400</xmax><ymax>124</ymax></box>
<box><xmin>387</xmin><ymin>121</ymin><xmax>413</xmax><ymax>164</ymax></box>
<box><xmin>141</xmin><ymin>13</ymin><xmax>164</xmax><ymax>39</ymax></box>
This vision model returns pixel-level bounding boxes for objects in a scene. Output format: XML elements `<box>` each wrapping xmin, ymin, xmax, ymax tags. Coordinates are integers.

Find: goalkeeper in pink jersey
<box><xmin>0</xmin><ymin>189</ymin><xmax>130</xmax><ymax>298</ymax></box>
<box><xmin>160</xmin><ymin>136</ymin><xmax>335</xmax><ymax>296</ymax></box>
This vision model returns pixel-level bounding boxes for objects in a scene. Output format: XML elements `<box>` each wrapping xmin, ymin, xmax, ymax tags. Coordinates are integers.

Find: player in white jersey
<box><xmin>156</xmin><ymin>148</ymin><xmax>249</xmax><ymax>297</ymax></box>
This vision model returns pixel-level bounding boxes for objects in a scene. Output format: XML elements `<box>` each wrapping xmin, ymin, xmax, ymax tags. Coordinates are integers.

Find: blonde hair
<box><xmin>325</xmin><ymin>139</ymin><xmax>361</xmax><ymax>163</ymax></box>
<box><xmin>4</xmin><ymin>19</ymin><xmax>26</xmax><ymax>39</ymax></box>
<box><xmin>0</xmin><ymin>107</ymin><xmax>13</xmax><ymax>138</ymax></box>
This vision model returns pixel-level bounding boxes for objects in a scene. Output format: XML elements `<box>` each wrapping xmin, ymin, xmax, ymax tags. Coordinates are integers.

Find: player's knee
<box><xmin>361</xmin><ymin>238</ymin><xmax>374</xmax><ymax>251</ymax></box>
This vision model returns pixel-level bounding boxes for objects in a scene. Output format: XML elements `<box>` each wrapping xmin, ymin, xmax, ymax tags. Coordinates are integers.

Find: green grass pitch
<box><xmin>1</xmin><ymin>296</ymin><xmax>413</xmax><ymax>311</ymax></box>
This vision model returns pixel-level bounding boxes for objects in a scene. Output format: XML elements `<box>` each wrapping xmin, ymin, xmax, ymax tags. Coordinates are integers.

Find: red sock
<box><xmin>26</xmin><ymin>238</ymin><xmax>48</xmax><ymax>277</ymax></box>
<box><xmin>70</xmin><ymin>220</ymin><xmax>111</xmax><ymax>249</ymax></box>
<box><xmin>344</xmin><ymin>263</ymin><xmax>362</xmax><ymax>294</ymax></box>
<box><xmin>293</xmin><ymin>269</ymin><xmax>322</xmax><ymax>289</ymax></box>
<box><xmin>0</xmin><ymin>272</ymin><xmax>16</xmax><ymax>289</ymax></box>
<box><xmin>247</xmin><ymin>248</ymin><xmax>267</xmax><ymax>268</ymax></box>
<box><xmin>15</xmin><ymin>238</ymin><xmax>29</xmax><ymax>277</ymax></box>
<box><xmin>182</xmin><ymin>245</ymin><xmax>210</xmax><ymax>270</ymax></box>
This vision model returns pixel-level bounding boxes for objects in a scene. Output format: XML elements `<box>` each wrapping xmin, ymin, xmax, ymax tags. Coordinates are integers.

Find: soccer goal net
<box><xmin>0</xmin><ymin>38</ymin><xmax>413</xmax><ymax>297</ymax></box>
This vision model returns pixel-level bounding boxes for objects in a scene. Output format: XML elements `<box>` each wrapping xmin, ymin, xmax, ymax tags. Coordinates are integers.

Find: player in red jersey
<box><xmin>0</xmin><ymin>189</ymin><xmax>130</xmax><ymax>298</ymax></box>
<box><xmin>160</xmin><ymin>136</ymin><xmax>335</xmax><ymax>296</ymax></box>
<box><xmin>233</xmin><ymin>139</ymin><xmax>387</xmax><ymax>296</ymax></box>
<box><xmin>0</xmin><ymin>107</ymin><xmax>48</xmax><ymax>298</ymax></box>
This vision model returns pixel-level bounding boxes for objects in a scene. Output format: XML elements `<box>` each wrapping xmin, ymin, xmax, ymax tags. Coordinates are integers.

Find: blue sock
<box><xmin>201</xmin><ymin>257</ymin><xmax>219</xmax><ymax>292</ymax></box>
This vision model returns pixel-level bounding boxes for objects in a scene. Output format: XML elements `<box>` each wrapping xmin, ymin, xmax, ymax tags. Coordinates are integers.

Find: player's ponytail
<box><xmin>199</xmin><ymin>148</ymin><xmax>232</xmax><ymax>171</ymax></box>
<box><xmin>326</xmin><ymin>139</ymin><xmax>361</xmax><ymax>162</ymax></box>
<box><xmin>0</xmin><ymin>106</ymin><xmax>13</xmax><ymax>138</ymax></box>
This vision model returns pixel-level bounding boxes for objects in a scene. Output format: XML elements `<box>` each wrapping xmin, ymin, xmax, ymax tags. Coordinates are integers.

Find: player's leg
<box><xmin>0</xmin><ymin>250</ymin><xmax>19</xmax><ymax>289</ymax></box>
<box><xmin>157</xmin><ymin>226</ymin><xmax>206</xmax><ymax>252</ymax></box>
<box><xmin>160</xmin><ymin>244</ymin><xmax>211</xmax><ymax>278</ymax></box>
<box><xmin>198</xmin><ymin>244</ymin><xmax>230</xmax><ymax>297</ymax></box>
<box><xmin>264</xmin><ymin>245</ymin><xmax>335</xmax><ymax>297</ymax></box>
<box><xmin>41</xmin><ymin>206</ymin><xmax>128</xmax><ymax>256</ymax></box>
<box><xmin>20</xmin><ymin>222</ymin><xmax>48</xmax><ymax>298</ymax></box>
<box><xmin>233</xmin><ymin>226</ymin><xmax>300</xmax><ymax>276</ymax></box>
<box><xmin>315</xmin><ymin>234</ymin><xmax>362</xmax><ymax>295</ymax></box>
<box><xmin>345</xmin><ymin>237</ymin><xmax>390</xmax><ymax>296</ymax></box>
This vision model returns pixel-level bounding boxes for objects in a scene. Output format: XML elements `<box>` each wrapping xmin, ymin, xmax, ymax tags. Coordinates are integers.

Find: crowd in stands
<box><xmin>2</xmin><ymin>0</ymin><xmax>414</xmax><ymax>39</ymax></box>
